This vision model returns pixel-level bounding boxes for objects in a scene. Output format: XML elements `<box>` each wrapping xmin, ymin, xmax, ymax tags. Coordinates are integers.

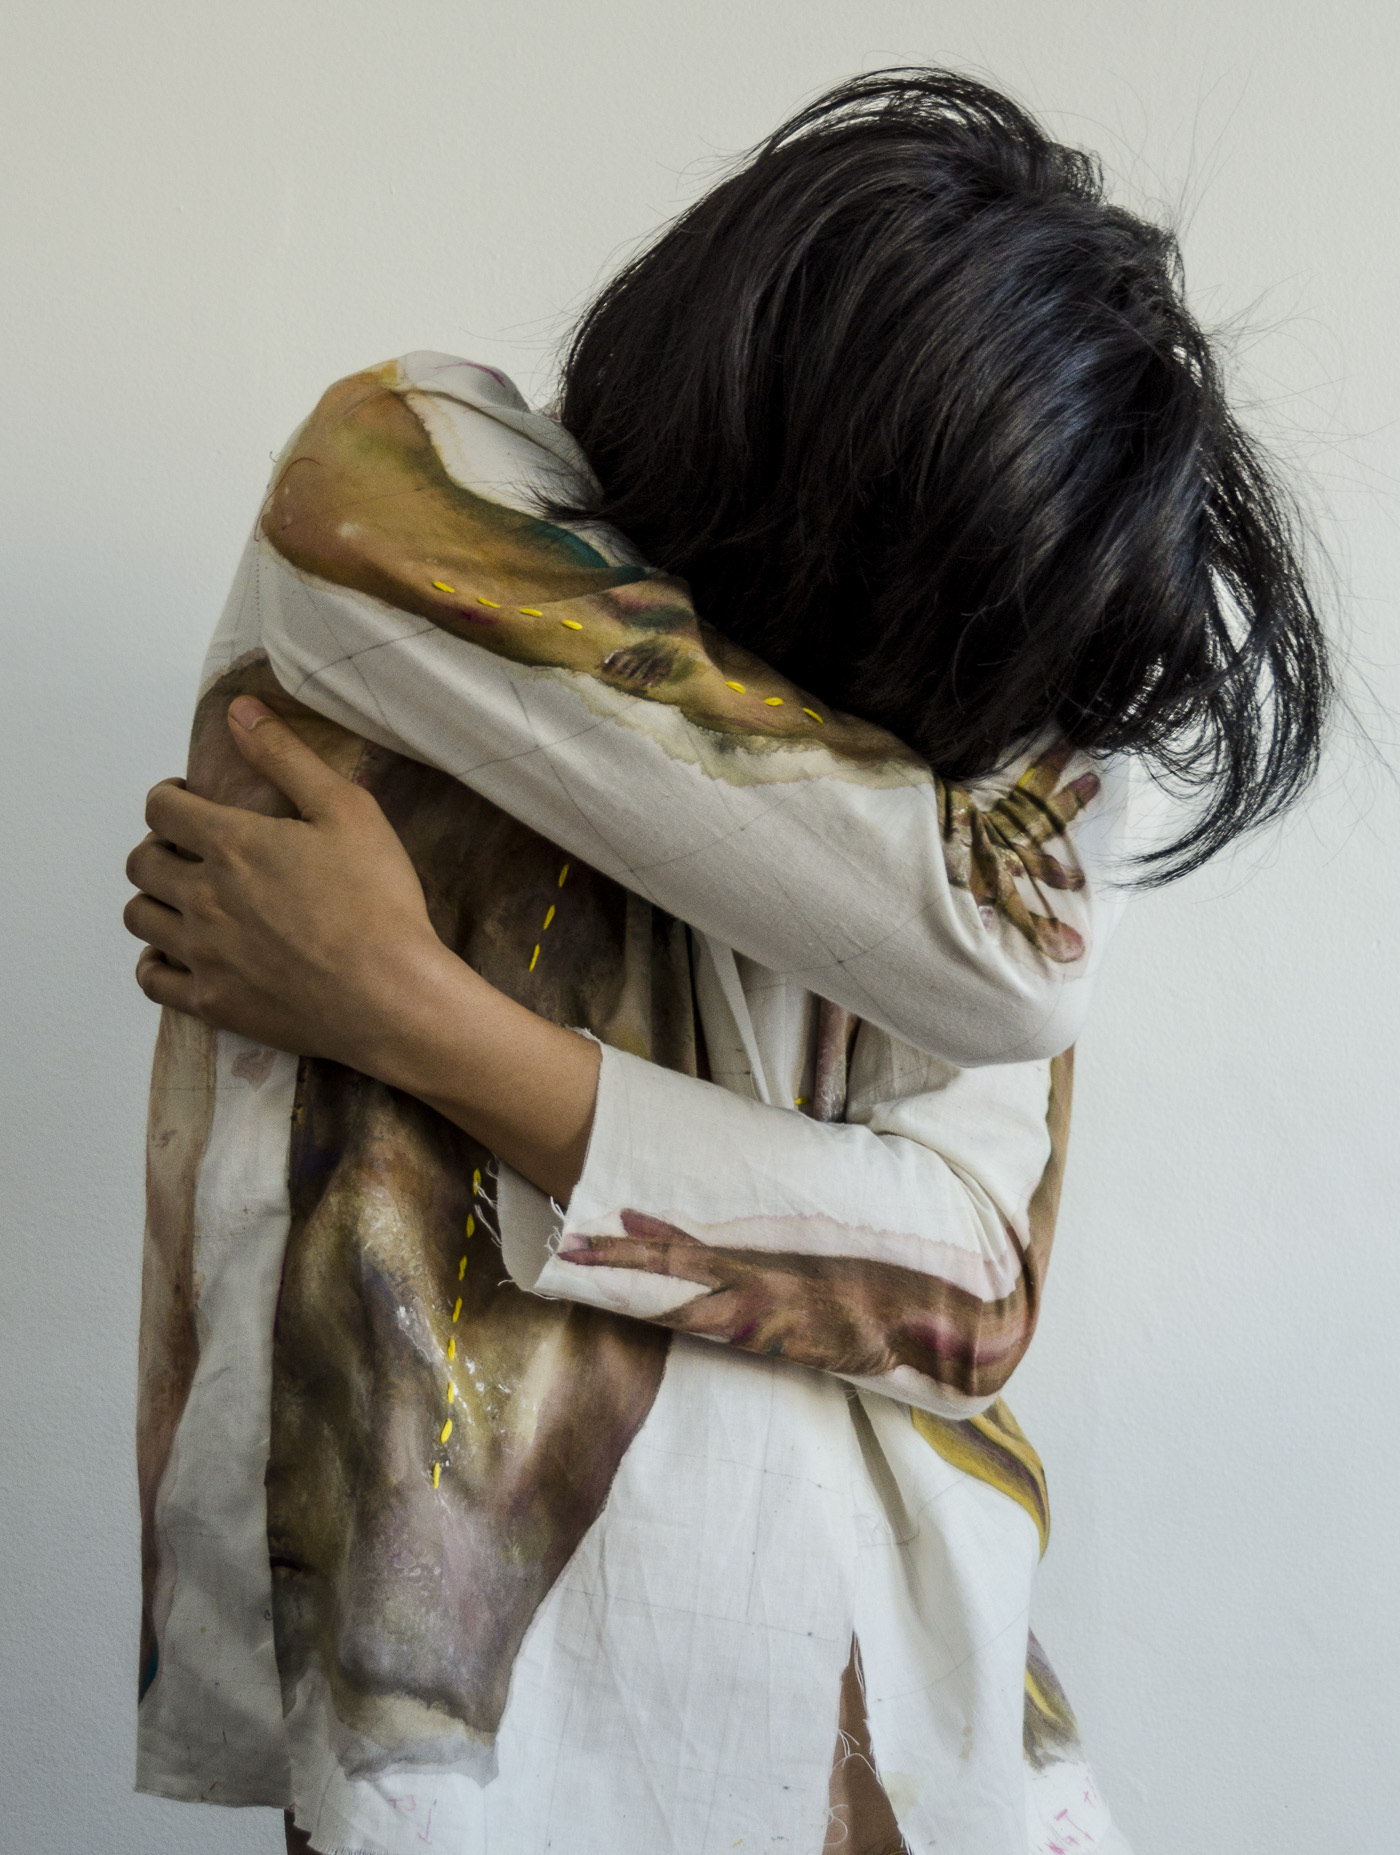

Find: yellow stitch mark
<box><xmin>458</xmin><ymin>1256</ymin><xmax>467</xmax><ymax>1280</ymax></box>
<box><xmin>472</xmin><ymin>1168</ymin><xmax>481</xmax><ymax>1193</ymax></box>
<box><xmin>561</xmin><ymin>617</ymin><xmax>583</xmax><ymax>631</ymax></box>
<box><xmin>558</xmin><ymin>862</ymin><xmax>570</xmax><ymax>887</ymax></box>
<box><xmin>477</xmin><ymin>596</ymin><xmax>501</xmax><ymax>608</ymax></box>
<box><xmin>542</xmin><ymin>905</ymin><xmax>555</xmax><ymax>931</ymax></box>
<box><xmin>794</xmin><ymin>1096</ymin><xmax>809</xmax><ymax>1105</ymax></box>
<box><xmin>447</xmin><ymin>1336</ymin><xmax>456</xmax><ymax>1361</ymax></box>
<box><xmin>452</xmin><ymin>1297</ymin><xmax>462</xmax><ymax>1323</ymax></box>
<box><xmin>764</xmin><ymin>696</ymin><xmax>784</xmax><ymax>706</ymax></box>
<box><xmin>725</xmin><ymin>680</ymin><xmax>746</xmax><ymax>693</ymax></box>
<box><xmin>529</xmin><ymin>944</ymin><xmax>540</xmax><ymax>971</ymax></box>
<box><xmin>431</xmin><ymin>580</ymin><xmax>456</xmax><ymax>594</ymax></box>
<box><xmin>440</xmin><ymin>1418</ymin><xmax>453</xmax><ymax>1444</ymax></box>
<box><xmin>432</xmin><ymin>1462</ymin><xmax>441</xmax><ymax>1488</ymax></box>
<box><xmin>447</xmin><ymin>1382</ymin><xmax>456</xmax><ymax>1403</ymax></box>
<box><xmin>466</xmin><ymin>1213</ymin><xmax>475</xmax><ymax>1238</ymax></box>
<box><xmin>802</xmin><ymin>707</ymin><xmax>825</xmax><ymax>722</ymax></box>
<box><xmin>519</xmin><ymin>606</ymin><xmax>543</xmax><ymax>617</ymax></box>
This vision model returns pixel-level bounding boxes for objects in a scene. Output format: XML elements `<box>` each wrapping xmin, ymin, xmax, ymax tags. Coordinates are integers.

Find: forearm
<box><xmin>496</xmin><ymin>1038</ymin><xmax>1067</xmax><ymax>1417</ymax></box>
<box><xmin>363</xmin><ymin>938</ymin><xmax>600</xmax><ymax>1205</ymax></box>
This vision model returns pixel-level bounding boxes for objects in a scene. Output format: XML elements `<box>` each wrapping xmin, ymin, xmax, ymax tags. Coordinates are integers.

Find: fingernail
<box><xmin>230</xmin><ymin>696</ymin><xmax>272</xmax><ymax>730</ymax></box>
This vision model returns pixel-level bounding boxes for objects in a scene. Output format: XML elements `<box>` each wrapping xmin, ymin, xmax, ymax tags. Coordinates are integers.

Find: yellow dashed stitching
<box><xmin>802</xmin><ymin>707</ymin><xmax>825</xmax><ymax>722</ymax></box>
<box><xmin>519</xmin><ymin>606</ymin><xmax>543</xmax><ymax>617</ymax></box>
<box><xmin>529</xmin><ymin>944</ymin><xmax>540</xmax><ymax>971</ymax></box>
<box><xmin>561</xmin><ymin>618</ymin><xmax>582</xmax><ymax>631</ymax></box>
<box><xmin>725</xmin><ymin>680</ymin><xmax>746</xmax><ymax>693</ymax></box>
<box><xmin>765</xmin><ymin>696</ymin><xmax>784</xmax><ymax>706</ymax></box>
<box><xmin>478</xmin><ymin>596</ymin><xmax>501</xmax><ymax>608</ymax></box>
<box><xmin>432</xmin><ymin>580</ymin><xmax>456</xmax><ymax>594</ymax></box>
<box><xmin>440</xmin><ymin>1418</ymin><xmax>453</xmax><ymax>1444</ymax></box>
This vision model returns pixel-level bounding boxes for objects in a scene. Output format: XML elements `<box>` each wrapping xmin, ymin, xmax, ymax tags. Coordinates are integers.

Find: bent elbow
<box><xmin>910</xmin><ymin>973</ymin><xmax>1089</xmax><ymax>1069</ymax></box>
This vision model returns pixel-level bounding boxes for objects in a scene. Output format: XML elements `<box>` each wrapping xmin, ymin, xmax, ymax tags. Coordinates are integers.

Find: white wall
<box><xmin>3</xmin><ymin>3</ymin><xmax>1396</xmax><ymax>1850</ymax></box>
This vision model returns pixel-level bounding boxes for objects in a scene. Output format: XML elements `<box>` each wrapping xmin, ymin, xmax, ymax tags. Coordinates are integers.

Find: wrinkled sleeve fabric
<box><xmin>496</xmin><ymin>1031</ymin><xmax>1069</xmax><ymax>1421</ymax></box>
<box><xmin>208</xmin><ymin>349</ymin><xmax>1132</xmax><ymax>1065</ymax></box>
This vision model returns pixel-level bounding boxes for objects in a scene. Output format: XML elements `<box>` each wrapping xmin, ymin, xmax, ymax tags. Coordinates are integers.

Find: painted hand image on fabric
<box><xmin>940</xmin><ymin>746</ymin><xmax>1101</xmax><ymax>962</ymax></box>
<box><xmin>560</xmin><ymin>1044</ymin><xmax>1070</xmax><ymax>1404</ymax></box>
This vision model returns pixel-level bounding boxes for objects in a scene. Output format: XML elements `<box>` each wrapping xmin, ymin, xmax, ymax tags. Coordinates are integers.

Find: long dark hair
<box><xmin>553</xmin><ymin>69</ymin><xmax>1331</xmax><ymax>880</ymax></box>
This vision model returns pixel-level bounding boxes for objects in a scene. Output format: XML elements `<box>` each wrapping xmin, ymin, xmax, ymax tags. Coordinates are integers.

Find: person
<box><xmin>122</xmin><ymin>70</ymin><xmax>1328</xmax><ymax>1855</ymax></box>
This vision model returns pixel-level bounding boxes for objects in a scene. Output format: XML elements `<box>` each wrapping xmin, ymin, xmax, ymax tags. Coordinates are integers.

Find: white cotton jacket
<box><xmin>134</xmin><ymin>352</ymin><xmax>1136</xmax><ymax>1855</ymax></box>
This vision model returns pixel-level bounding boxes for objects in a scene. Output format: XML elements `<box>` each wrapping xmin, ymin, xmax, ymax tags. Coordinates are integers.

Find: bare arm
<box><xmin>125</xmin><ymin>696</ymin><xmax>598</xmax><ymax>1203</ymax></box>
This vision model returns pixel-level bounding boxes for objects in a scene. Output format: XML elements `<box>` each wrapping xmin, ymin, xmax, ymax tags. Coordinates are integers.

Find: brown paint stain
<box><xmin>825</xmin><ymin>1639</ymin><xmax>909</xmax><ymax>1855</ymax></box>
<box><xmin>137</xmin><ymin>1004</ymin><xmax>216</xmax><ymax>1694</ymax></box>
<box><xmin>140</xmin><ymin>646</ymin><xmax>691</xmax><ymax>1756</ymax></box>
<box><xmin>231</xmin><ymin>1045</ymin><xmax>278</xmax><ymax>1089</ymax></box>
<box><xmin>265</xmin><ymin>749</ymin><xmax>692</xmax><ymax>1758</ymax></box>
<box><xmin>139</xmin><ymin>654</ymin><xmax>361</xmax><ymax>1698</ymax></box>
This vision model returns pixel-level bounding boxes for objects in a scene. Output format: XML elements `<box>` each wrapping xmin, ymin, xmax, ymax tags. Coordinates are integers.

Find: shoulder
<box><xmin>303</xmin><ymin>352</ymin><xmax>603</xmax><ymax>513</ymax></box>
<box><xmin>271</xmin><ymin>353</ymin><xmax>643</xmax><ymax>571</ymax></box>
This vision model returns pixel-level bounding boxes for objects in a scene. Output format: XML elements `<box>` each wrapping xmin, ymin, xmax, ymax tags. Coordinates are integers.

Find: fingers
<box><xmin>135</xmin><ymin>945</ymin><xmax>199</xmax><ymax>1013</ymax></box>
<box><xmin>618</xmin><ymin>1209</ymin><xmax>699</xmax><ymax>1245</ymax></box>
<box><xmin>1015</xmin><ymin>739</ymin><xmax>1077</xmax><ymax>797</ymax></box>
<box><xmin>1019</xmin><ymin>845</ymin><xmax>1086</xmax><ymax>892</ymax></box>
<box><xmin>123</xmin><ymin>890</ymin><xmax>188</xmax><ymax>961</ymax></box>
<box><xmin>145</xmin><ymin>779</ymin><xmax>239</xmax><ymax>857</ymax></box>
<box><xmin>126</xmin><ymin>832</ymin><xmax>198</xmax><ymax>904</ymax></box>
<box><xmin>565</xmin><ymin>1234</ymin><xmax>719</xmax><ymax>1283</ymax></box>
<box><xmin>227</xmin><ymin>697</ymin><xmax>352</xmax><ymax>821</ymax></box>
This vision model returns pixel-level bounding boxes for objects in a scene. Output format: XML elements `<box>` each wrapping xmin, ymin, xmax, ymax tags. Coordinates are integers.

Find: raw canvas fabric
<box><xmin>136</xmin><ymin>353</ymin><xmax>1136</xmax><ymax>1855</ymax></box>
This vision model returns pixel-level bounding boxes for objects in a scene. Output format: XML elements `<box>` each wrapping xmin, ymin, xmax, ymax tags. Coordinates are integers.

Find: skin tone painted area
<box><xmin>124</xmin><ymin>695</ymin><xmax>601</xmax><ymax>1205</ymax></box>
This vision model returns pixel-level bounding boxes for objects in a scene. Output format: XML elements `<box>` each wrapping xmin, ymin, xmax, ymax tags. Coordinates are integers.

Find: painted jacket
<box><xmin>136</xmin><ymin>354</ymin><xmax>1135</xmax><ymax>1855</ymax></box>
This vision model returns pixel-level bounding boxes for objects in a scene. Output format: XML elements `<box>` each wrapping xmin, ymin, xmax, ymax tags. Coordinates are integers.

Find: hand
<box><xmin>124</xmin><ymin>695</ymin><xmax>451</xmax><ymax>1071</ymax></box>
<box><xmin>123</xmin><ymin>694</ymin><xmax>599</xmax><ymax>1202</ymax></box>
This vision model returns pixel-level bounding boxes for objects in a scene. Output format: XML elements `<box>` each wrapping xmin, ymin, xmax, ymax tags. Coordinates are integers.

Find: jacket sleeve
<box><xmin>493</xmin><ymin>1028</ymin><xmax>1074</xmax><ymax>1421</ymax></box>
<box><xmin>207</xmin><ymin>350</ymin><xmax>1131</xmax><ymax>1066</ymax></box>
